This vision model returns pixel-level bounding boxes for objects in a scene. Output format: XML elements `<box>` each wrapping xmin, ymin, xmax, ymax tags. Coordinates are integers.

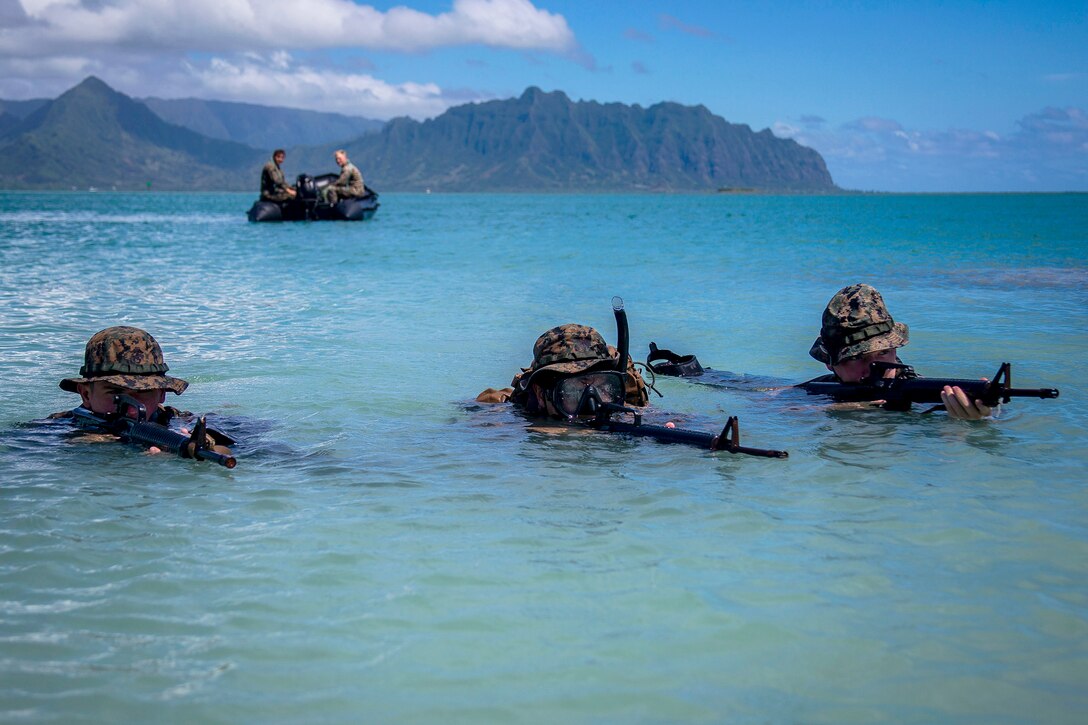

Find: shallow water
<box><xmin>1</xmin><ymin>191</ymin><xmax>1086</xmax><ymax>723</ymax></box>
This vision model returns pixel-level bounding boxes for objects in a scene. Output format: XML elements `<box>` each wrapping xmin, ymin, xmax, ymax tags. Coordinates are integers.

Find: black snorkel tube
<box><xmin>612</xmin><ymin>295</ymin><xmax>629</xmax><ymax>377</ymax></box>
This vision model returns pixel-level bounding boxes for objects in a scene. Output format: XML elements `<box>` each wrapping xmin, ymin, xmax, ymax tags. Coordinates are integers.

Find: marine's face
<box><xmin>830</xmin><ymin>348</ymin><xmax>899</xmax><ymax>383</ymax></box>
<box><xmin>334</xmin><ymin>151</ymin><xmax>347</xmax><ymax>167</ymax></box>
<box><xmin>78</xmin><ymin>381</ymin><xmax>166</xmax><ymax>418</ymax></box>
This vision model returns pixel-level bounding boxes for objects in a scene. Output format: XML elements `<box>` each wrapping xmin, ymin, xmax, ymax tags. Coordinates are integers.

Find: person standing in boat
<box><xmin>260</xmin><ymin>149</ymin><xmax>296</xmax><ymax>203</ymax></box>
<box><xmin>322</xmin><ymin>149</ymin><xmax>365</xmax><ymax>206</ymax></box>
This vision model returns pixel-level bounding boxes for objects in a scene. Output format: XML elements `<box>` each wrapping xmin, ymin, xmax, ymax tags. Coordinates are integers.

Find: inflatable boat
<box><xmin>247</xmin><ymin>173</ymin><xmax>380</xmax><ymax>222</ymax></box>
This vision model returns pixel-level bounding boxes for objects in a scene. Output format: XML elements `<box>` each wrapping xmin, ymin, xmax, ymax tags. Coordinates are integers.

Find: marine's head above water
<box><xmin>60</xmin><ymin>326</ymin><xmax>188</xmax><ymax>418</ymax></box>
<box><xmin>511</xmin><ymin>323</ymin><xmax>647</xmax><ymax>418</ymax></box>
<box><xmin>809</xmin><ymin>283</ymin><xmax>909</xmax><ymax>384</ymax></box>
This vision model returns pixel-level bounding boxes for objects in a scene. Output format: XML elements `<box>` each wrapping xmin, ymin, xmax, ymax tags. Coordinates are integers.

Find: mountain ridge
<box><xmin>286</xmin><ymin>87</ymin><xmax>836</xmax><ymax>192</ymax></box>
<box><xmin>0</xmin><ymin>76</ymin><xmax>262</xmax><ymax>190</ymax></box>
<box><xmin>141</xmin><ymin>97</ymin><xmax>383</xmax><ymax>151</ymax></box>
<box><xmin>0</xmin><ymin>78</ymin><xmax>837</xmax><ymax>193</ymax></box>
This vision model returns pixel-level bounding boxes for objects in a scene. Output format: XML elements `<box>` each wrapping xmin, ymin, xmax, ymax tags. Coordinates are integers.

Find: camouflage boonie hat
<box><xmin>514</xmin><ymin>324</ymin><xmax>616</xmax><ymax>390</ymax></box>
<box><xmin>59</xmin><ymin>326</ymin><xmax>188</xmax><ymax>395</ymax></box>
<box><xmin>809</xmin><ymin>284</ymin><xmax>909</xmax><ymax>365</ymax></box>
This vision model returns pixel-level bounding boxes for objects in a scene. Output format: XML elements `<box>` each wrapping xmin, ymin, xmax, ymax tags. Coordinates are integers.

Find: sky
<box><xmin>0</xmin><ymin>0</ymin><xmax>1085</xmax><ymax>192</ymax></box>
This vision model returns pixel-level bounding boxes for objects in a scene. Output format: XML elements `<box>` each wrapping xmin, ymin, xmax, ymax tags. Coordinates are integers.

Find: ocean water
<box><xmin>0</xmin><ymin>191</ymin><xmax>1086</xmax><ymax>723</ymax></box>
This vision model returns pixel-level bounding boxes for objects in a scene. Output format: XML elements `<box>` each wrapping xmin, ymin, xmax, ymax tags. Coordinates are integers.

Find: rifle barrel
<box><xmin>595</xmin><ymin>419</ymin><xmax>788</xmax><ymax>458</ymax></box>
<box><xmin>801</xmin><ymin>376</ymin><xmax>1060</xmax><ymax>406</ymax></box>
<box><xmin>600</xmin><ymin>419</ymin><xmax>715</xmax><ymax>447</ymax></box>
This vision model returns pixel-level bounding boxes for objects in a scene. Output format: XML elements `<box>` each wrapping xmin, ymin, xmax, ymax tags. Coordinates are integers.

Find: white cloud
<box><xmin>3</xmin><ymin>0</ymin><xmax>575</xmax><ymax>55</ymax></box>
<box><xmin>186</xmin><ymin>54</ymin><xmax>455</xmax><ymax>119</ymax></box>
<box><xmin>0</xmin><ymin>0</ymin><xmax>577</xmax><ymax>118</ymax></box>
<box><xmin>775</xmin><ymin>108</ymin><xmax>1088</xmax><ymax>192</ymax></box>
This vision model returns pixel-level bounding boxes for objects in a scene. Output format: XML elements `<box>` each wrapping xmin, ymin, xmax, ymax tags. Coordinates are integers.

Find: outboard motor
<box><xmin>295</xmin><ymin>174</ymin><xmax>318</xmax><ymax>201</ymax></box>
<box><xmin>311</xmin><ymin>173</ymin><xmax>339</xmax><ymax>201</ymax></box>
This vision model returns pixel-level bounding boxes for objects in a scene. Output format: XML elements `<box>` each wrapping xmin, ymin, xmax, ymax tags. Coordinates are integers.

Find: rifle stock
<box><xmin>71</xmin><ymin>395</ymin><xmax>237</xmax><ymax>468</ymax></box>
<box><xmin>800</xmin><ymin>362</ymin><xmax>1059</xmax><ymax>411</ymax></box>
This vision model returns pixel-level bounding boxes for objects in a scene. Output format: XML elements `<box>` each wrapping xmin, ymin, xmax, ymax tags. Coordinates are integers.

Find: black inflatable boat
<box><xmin>247</xmin><ymin>173</ymin><xmax>380</xmax><ymax>222</ymax></box>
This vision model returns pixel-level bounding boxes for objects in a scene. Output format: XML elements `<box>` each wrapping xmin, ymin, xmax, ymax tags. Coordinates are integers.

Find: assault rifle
<box><xmin>798</xmin><ymin>362</ymin><xmax>1059</xmax><ymax>412</ymax></box>
<box><xmin>562</xmin><ymin>298</ymin><xmax>787</xmax><ymax>458</ymax></box>
<box><xmin>584</xmin><ymin>401</ymin><xmax>788</xmax><ymax>458</ymax></box>
<box><xmin>71</xmin><ymin>394</ymin><xmax>237</xmax><ymax>468</ymax></box>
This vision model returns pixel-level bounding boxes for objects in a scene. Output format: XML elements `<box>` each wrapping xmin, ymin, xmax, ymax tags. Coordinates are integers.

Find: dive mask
<box><xmin>549</xmin><ymin>371</ymin><xmax>626</xmax><ymax>419</ymax></box>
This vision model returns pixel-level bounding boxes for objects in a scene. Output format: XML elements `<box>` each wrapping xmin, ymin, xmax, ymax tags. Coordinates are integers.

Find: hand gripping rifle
<box><xmin>799</xmin><ymin>361</ymin><xmax>1060</xmax><ymax>412</ymax></box>
<box><xmin>566</xmin><ymin>298</ymin><xmax>787</xmax><ymax>458</ymax></box>
<box><xmin>71</xmin><ymin>394</ymin><xmax>237</xmax><ymax>468</ymax></box>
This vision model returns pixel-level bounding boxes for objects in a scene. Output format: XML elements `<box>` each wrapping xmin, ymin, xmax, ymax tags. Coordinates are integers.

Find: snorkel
<box><xmin>612</xmin><ymin>296</ymin><xmax>629</xmax><ymax>378</ymax></box>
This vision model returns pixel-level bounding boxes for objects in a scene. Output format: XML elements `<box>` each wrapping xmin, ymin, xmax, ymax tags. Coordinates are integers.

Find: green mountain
<box><xmin>0</xmin><ymin>111</ymin><xmax>21</xmax><ymax>138</ymax></box>
<box><xmin>293</xmin><ymin>87</ymin><xmax>836</xmax><ymax>192</ymax></box>
<box><xmin>0</xmin><ymin>98</ymin><xmax>49</xmax><ymax>122</ymax></box>
<box><xmin>0</xmin><ymin>76</ymin><xmax>262</xmax><ymax>190</ymax></box>
<box><xmin>141</xmin><ymin>97</ymin><xmax>382</xmax><ymax>150</ymax></box>
<box><xmin>0</xmin><ymin>79</ymin><xmax>837</xmax><ymax>193</ymax></box>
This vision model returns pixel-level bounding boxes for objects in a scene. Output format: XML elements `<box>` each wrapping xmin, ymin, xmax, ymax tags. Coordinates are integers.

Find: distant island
<box><xmin>0</xmin><ymin>77</ymin><xmax>838</xmax><ymax>193</ymax></box>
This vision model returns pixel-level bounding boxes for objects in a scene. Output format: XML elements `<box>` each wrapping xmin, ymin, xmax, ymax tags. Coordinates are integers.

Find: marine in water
<box><xmin>51</xmin><ymin>326</ymin><xmax>234</xmax><ymax>456</ymax></box>
<box><xmin>802</xmin><ymin>283</ymin><xmax>992</xmax><ymax>419</ymax></box>
<box><xmin>476</xmin><ymin>323</ymin><xmax>649</xmax><ymax>416</ymax></box>
<box><xmin>476</xmin><ymin>302</ymin><xmax>786</xmax><ymax>457</ymax></box>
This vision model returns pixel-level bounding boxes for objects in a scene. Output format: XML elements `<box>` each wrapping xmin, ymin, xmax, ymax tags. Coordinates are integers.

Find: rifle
<box><xmin>559</xmin><ymin>298</ymin><xmax>787</xmax><ymax>458</ymax></box>
<box><xmin>584</xmin><ymin>401</ymin><xmax>788</xmax><ymax>458</ymax></box>
<box><xmin>71</xmin><ymin>394</ymin><xmax>237</xmax><ymax>468</ymax></box>
<box><xmin>798</xmin><ymin>362</ymin><xmax>1059</xmax><ymax>412</ymax></box>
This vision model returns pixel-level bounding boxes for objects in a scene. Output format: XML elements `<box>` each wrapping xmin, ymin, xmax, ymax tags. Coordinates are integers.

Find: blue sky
<box><xmin>1</xmin><ymin>0</ymin><xmax>1084</xmax><ymax>191</ymax></box>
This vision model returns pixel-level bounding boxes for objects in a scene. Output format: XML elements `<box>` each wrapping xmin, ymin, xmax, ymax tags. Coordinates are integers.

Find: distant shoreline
<box><xmin>1</xmin><ymin>188</ymin><xmax>1084</xmax><ymax>196</ymax></box>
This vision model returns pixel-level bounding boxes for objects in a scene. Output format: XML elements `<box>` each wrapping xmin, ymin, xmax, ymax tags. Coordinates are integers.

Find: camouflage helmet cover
<box><xmin>809</xmin><ymin>284</ymin><xmax>909</xmax><ymax>365</ymax></box>
<box><xmin>513</xmin><ymin>323</ymin><xmax>616</xmax><ymax>389</ymax></box>
<box><xmin>59</xmin><ymin>326</ymin><xmax>189</xmax><ymax>394</ymax></box>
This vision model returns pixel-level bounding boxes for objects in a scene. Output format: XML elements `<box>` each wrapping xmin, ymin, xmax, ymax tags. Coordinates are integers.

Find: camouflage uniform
<box><xmin>324</xmin><ymin>161</ymin><xmax>365</xmax><ymax>205</ymax></box>
<box><xmin>260</xmin><ymin>158</ymin><xmax>293</xmax><ymax>203</ymax></box>
<box><xmin>53</xmin><ymin>327</ymin><xmax>234</xmax><ymax>449</ymax></box>
<box><xmin>808</xmin><ymin>284</ymin><xmax>909</xmax><ymax>366</ymax></box>
<box><xmin>508</xmin><ymin>323</ymin><xmax>649</xmax><ymax>410</ymax></box>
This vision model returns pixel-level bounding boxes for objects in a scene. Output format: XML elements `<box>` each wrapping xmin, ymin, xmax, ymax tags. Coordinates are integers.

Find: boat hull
<box><xmin>247</xmin><ymin>173</ymin><xmax>380</xmax><ymax>222</ymax></box>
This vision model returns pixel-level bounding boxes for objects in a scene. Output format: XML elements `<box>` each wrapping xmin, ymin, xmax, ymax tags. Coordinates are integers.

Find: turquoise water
<box><xmin>1</xmin><ymin>191</ymin><xmax>1086</xmax><ymax>723</ymax></box>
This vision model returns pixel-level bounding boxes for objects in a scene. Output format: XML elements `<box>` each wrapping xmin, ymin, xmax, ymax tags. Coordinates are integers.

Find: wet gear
<box><xmin>60</xmin><ymin>326</ymin><xmax>188</xmax><ymax>395</ymax></box>
<box><xmin>646</xmin><ymin>342</ymin><xmax>705</xmax><ymax>377</ymax></box>
<box><xmin>70</xmin><ymin>394</ymin><xmax>236</xmax><ymax>468</ymax></box>
<box><xmin>809</xmin><ymin>284</ymin><xmax>909</xmax><ymax>366</ymax></box>
<box><xmin>512</xmin><ymin>323</ymin><xmax>649</xmax><ymax>408</ymax></box>
<box><xmin>549</xmin><ymin>371</ymin><xmax>627</xmax><ymax>419</ymax></box>
<box><xmin>798</xmin><ymin>361</ymin><xmax>1059</xmax><ymax>412</ymax></box>
<box><xmin>569</xmin><ymin>384</ymin><xmax>788</xmax><ymax>458</ymax></box>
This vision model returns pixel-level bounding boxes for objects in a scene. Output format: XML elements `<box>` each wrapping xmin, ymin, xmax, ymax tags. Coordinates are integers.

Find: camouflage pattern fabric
<box><xmin>511</xmin><ymin>323</ymin><xmax>648</xmax><ymax>407</ymax></box>
<box><xmin>260</xmin><ymin>160</ymin><xmax>292</xmax><ymax>202</ymax></box>
<box><xmin>59</xmin><ymin>326</ymin><xmax>188</xmax><ymax>394</ymax></box>
<box><xmin>326</xmin><ymin>161</ymin><xmax>365</xmax><ymax>205</ymax></box>
<box><xmin>809</xmin><ymin>284</ymin><xmax>909</xmax><ymax>365</ymax></box>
